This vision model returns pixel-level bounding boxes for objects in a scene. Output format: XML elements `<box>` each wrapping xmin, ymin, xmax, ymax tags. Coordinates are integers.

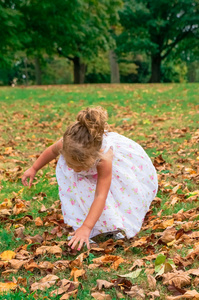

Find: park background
<box><xmin>0</xmin><ymin>0</ymin><xmax>199</xmax><ymax>86</ymax></box>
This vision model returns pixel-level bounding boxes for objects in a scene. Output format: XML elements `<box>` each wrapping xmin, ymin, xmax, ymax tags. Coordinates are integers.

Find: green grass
<box><xmin>0</xmin><ymin>83</ymin><xmax>199</xmax><ymax>299</ymax></box>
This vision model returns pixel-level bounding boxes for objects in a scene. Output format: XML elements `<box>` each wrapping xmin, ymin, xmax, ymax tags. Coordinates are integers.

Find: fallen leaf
<box><xmin>116</xmin><ymin>291</ymin><xmax>125</xmax><ymax>298</ymax></box>
<box><xmin>24</xmin><ymin>260</ymin><xmax>39</xmax><ymax>271</ymax></box>
<box><xmin>129</xmin><ymin>259</ymin><xmax>145</xmax><ymax>271</ymax></box>
<box><xmin>0</xmin><ymin>198</ymin><xmax>12</xmax><ymax>209</ymax></box>
<box><xmin>96</xmin><ymin>280</ymin><xmax>114</xmax><ymax>290</ymax></box>
<box><xmin>35</xmin><ymin>245</ymin><xmax>62</xmax><ymax>257</ymax></box>
<box><xmin>31</xmin><ymin>274</ymin><xmax>59</xmax><ymax>291</ymax></box>
<box><xmin>111</xmin><ymin>257</ymin><xmax>124</xmax><ymax>270</ymax></box>
<box><xmin>167</xmin><ymin>284</ymin><xmax>187</xmax><ymax>296</ymax></box>
<box><xmin>60</xmin><ymin>289</ymin><xmax>78</xmax><ymax>300</ymax></box>
<box><xmin>147</xmin><ymin>275</ymin><xmax>156</xmax><ymax>290</ymax></box>
<box><xmin>39</xmin><ymin>204</ymin><xmax>47</xmax><ymax>212</ymax></box>
<box><xmin>0</xmin><ymin>209</ymin><xmax>11</xmax><ymax>216</ymax></box>
<box><xmin>50</xmin><ymin>279</ymin><xmax>79</xmax><ymax>297</ymax></box>
<box><xmin>91</xmin><ymin>292</ymin><xmax>112</xmax><ymax>300</ymax></box>
<box><xmin>13</xmin><ymin>200</ymin><xmax>28</xmax><ymax>215</ymax></box>
<box><xmin>160</xmin><ymin>227</ymin><xmax>176</xmax><ymax>244</ymax></box>
<box><xmin>166</xmin><ymin>289</ymin><xmax>199</xmax><ymax>299</ymax></box>
<box><xmin>111</xmin><ymin>277</ymin><xmax>132</xmax><ymax>291</ymax></box>
<box><xmin>148</xmin><ymin>290</ymin><xmax>160</xmax><ymax>299</ymax></box>
<box><xmin>70</xmin><ymin>267</ymin><xmax>85</xmax><ymax>282</ymax></box>
<box><xmin>34</xmin><ymin>217</ymin><xmax>43</xmax><ymax>226</ymax></box>
<box><xmin>172</xmin><ymin>184</ymin><xmax>182</xmax><ymax>194</ymax></box>
<box><xmin>53</xmin><ymin>260</ymin><xmax>70</xmax><ymax>272</ymax></box>
<box><xmin>17</xmin><ymin>276</ymin><xmax>27</xmax><ymax>287</ymax></box>
<box><xmin>119</xmin><ymin>268</ymin><xmax>142</xmax><ymax>279</ymax></box>
<box><xmin>153</xmin><ymin>219</ymin><xmax>174</xmax><ymax>230</ymax></box>
<box><xmin>2</xmin><ymin>269</ymin><xmax>18</xmax><ymax>276</ymax></box>
<box><xmin>0</xmin><ymin>282</ymin><xmax>17</xmax><ymax>293</ymax></box>
<box><xmin>162</xmin><ymin>271</ymin><xmax>191</xmax><ymax>288</ymax></box>
<box><xmin>186</xmin><ymin>269</ymin><xmax>199</xmax><ymax>276</ymax></box>
<box><xmin>131</xmin><ymin>236</ymin><xmax>148</xmax><ymax>247</ymax></box>
<box><xmin>88</xmin><ymin>263</ymin><xmax>101</xmax><ymax>270</ymax></box>
<box><xmin>25</xmin><ymin>234</ymin><xmax>43</xmax><ymax>244</ymax></box>
<box><xmin>193</xmin><ymin>277</ymin><xmax>199</xmax><ymax>286</ymax></box>
<box><xmin>93</xmin><ymin>255</ymin><xmax>123</xmax><ymax>265</ymax></box>
<box><xmin>14</xmin><ymin>226</ymin><xmax>26</xmax><ymax>239</ymax></box>
<box><xmin>0</xmin><ymin>250</ymin><xmax>16</xmax><ymax>261</ymax></box>
<box><xmin>9</xmin><ymin>259</ymin><xmax>27</xmax><ymax>270</ymax></box>
<box><xmin>125</xmin><ymin>285</ymin><xmax>145</xmax><ymax>299</ymax></box>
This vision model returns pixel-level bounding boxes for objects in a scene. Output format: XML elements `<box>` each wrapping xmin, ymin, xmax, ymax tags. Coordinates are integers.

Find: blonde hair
<box><xmin>61</xmin><ymin>106</ymin><xmax>108</xmax><ymax>169</ymax></box>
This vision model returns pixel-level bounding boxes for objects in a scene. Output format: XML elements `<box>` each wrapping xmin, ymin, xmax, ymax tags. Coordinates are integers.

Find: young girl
<box><xmin>22</xmin><ymin>107</ymin><xmax>158</xmax><ymax>251</ymax></box>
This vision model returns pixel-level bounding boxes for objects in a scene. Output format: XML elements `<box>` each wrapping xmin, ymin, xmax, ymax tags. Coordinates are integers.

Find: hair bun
<box><xmin>77</xmin><ymin>107</ymin><xmax>108</xmax><ymax>142</ymax></box>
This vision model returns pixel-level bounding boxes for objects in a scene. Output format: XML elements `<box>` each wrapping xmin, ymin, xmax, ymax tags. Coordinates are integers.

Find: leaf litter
<box><xmin>0</xmin><ymin>85</ymin><xmax>199</xmax><ymax>298</ymax></box>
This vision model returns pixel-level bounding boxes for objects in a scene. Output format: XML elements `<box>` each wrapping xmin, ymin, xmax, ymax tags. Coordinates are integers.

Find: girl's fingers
<box><xmin>70</xmin><ymin>238</ymin><xmax>80</xmax><ymax>249</ymax></box>
<box><xmin>22</xmin><ymin>175</ymin><xmax>30</xmax><ymax>187</ymax></box>
<box><xmin>29</xmin><ymin>177</ymin><xmax>33</xmax><ymax>188</ymax></box>
<box><xmin>77</xmin><ymin>239</ymin><xmax>84</xmax><ymax>251</ymax></box>
<box><xmin>69</xmin><ymin>231</ymin><xmax>75</xmax><ymax>236</ymax></box>
<box><xmin>21</xmin><ymin>176</ymin><xmax>26</xmax><ymax>185</ymax></box>
<box><xmin>68</xmin><ymin>237</ymin><xmax>75</xmax><ymax>247</ymax></box>
<box><xmin>23</xmin><ymin>180</ymin><xmax>28</xmax><ymax>187</ymax></box>
<box><xmin>87</xmin><ymin>239</ymin><xmax>90</xmax><ymax>250</ymax></box>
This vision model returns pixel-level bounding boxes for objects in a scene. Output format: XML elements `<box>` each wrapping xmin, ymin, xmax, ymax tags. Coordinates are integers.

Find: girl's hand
<box><xmin>22</xmin><ymin>167</ymin><xmax>37</xmax><ymax>187</ymax></box>
<box><xmin>68</xmin><ymin>225</ymin><xmax>91</xmax><ymax>251</ymax></box>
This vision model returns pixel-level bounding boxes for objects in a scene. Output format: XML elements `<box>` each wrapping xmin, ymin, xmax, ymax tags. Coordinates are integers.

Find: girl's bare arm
<box><xmin>68</xmin><ymin>149</ymin><xmax>113</xmax><ymax>250</ymax></box>
<box><xmin>83</xmin><ymin>149</ymin><xmax>113</xmax><ymax>230</ymax></box>
<box><xmin>32</xmin><ymin>139</ymin><xmax>63</xmax><ymax>171</ymax></box>
<box><xmin>22</xmin><ymin>139</ymin><xmax>63</xmax><ymax>187</ymax></box>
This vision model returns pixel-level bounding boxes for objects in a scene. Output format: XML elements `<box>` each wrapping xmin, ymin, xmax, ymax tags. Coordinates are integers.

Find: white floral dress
<box><xmin>56</xmin><ymin>132</ymin><xmax>158</xmax><ymax>238</ymax></box>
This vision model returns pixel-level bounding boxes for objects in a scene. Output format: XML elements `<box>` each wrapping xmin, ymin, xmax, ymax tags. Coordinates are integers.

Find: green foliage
<box><xmin>0</xmin><ymin>0</ymin><xmax>199</xmax><ymax>84</ymax></box>
<box><xmin>42</xmin><ymin>57</ymin><xmax>73</xmax><ymax>84</ymax></box>
<box><xmin>20</xmin><ymin>0</ymin><xmax>122</xmax><ymax>59</ymax></box>
<box><xmin>117</xmin><ymin>0</ymin><xmax>199</xmax><ymax>82</ymax></box>
<box><xmin>161</xmin><ymin>59</ymin><xmax>188</xmax><ymax>83</ymax></box>
<box><xmin>0</xmin><ymin>2</ymin><xmax>22</xmax><ymax>67</ymax></box>
<box><xmin>118</xmin><ymin>0</ymin><xmax>199</xmax><ymax>55</ymax></box>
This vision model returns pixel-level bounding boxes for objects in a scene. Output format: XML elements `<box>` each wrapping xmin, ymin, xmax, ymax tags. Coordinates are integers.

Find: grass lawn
<box><xmin>0</xmin><ymin>83</ymin><xmax>198</xmax><ymax>299</ymax></box>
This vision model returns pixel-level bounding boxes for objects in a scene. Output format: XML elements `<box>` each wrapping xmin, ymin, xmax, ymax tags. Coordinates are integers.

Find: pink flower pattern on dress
<box><xmin>139</xmin><ymin>165</ymin><xmax>143</xmax><ymax>171</ymax></box>
<box><xmin>70</xmin><ymin>199</ymin><xmax>76</xmax><ymax>205</ymax></box>
<box><xmin>76</xmin><ymin>218</ymin><xmax>82</xmax><ymax>225</ymax></box>
<box><xmin>104</xmin><ymin>205</ymin><xmax>110</xmax><ymax>210</ymax></box>
<box><xmin>126</xmin><ymin>208</ymin><xmax>132</xmax><ymax>214</ymax></box>
<box><xmin>115</xmin><ymin>200</ymin><xmax>121</xmax><ymax>208</ymax></box>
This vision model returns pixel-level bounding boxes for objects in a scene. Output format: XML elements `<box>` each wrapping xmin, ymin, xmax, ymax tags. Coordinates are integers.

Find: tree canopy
<box><xmin>117</xmin><ymin>0</ymin><xmax>199</xmax><ymax>82</ymax></box>
<box><xmin>0</xmin><ymin>0</ymin><xmax>199</xmax><ymax>84</ymax></box>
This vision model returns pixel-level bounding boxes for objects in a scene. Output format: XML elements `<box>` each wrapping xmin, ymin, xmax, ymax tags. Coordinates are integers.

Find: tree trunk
<box><xmin>73</xmin><ymin>57</ymin><xmax>86</xmax><ymax>84</ymax></box>
<box><xmin>149</xmin><ymin>54</ymin><xmax>162</xmax><ymax>83</ymax></box>
<box><xmin>109</xmin><ymin>50</ymin><xmax>120</xmax><ymax>83</ymax></box>
<box><xmin>35</xmin><ymin>56</ymin><xmax>42</xmax><ymax>85</ymax></box>
<box><xmin>24</xmin><ymin>58</ymin><xmax>29</xmax><ymax>86</ymax></box>
<box><xmin>187</xmin><ymin>61</ymin><xmax>197</xmax><ymax>82</ymax></box>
